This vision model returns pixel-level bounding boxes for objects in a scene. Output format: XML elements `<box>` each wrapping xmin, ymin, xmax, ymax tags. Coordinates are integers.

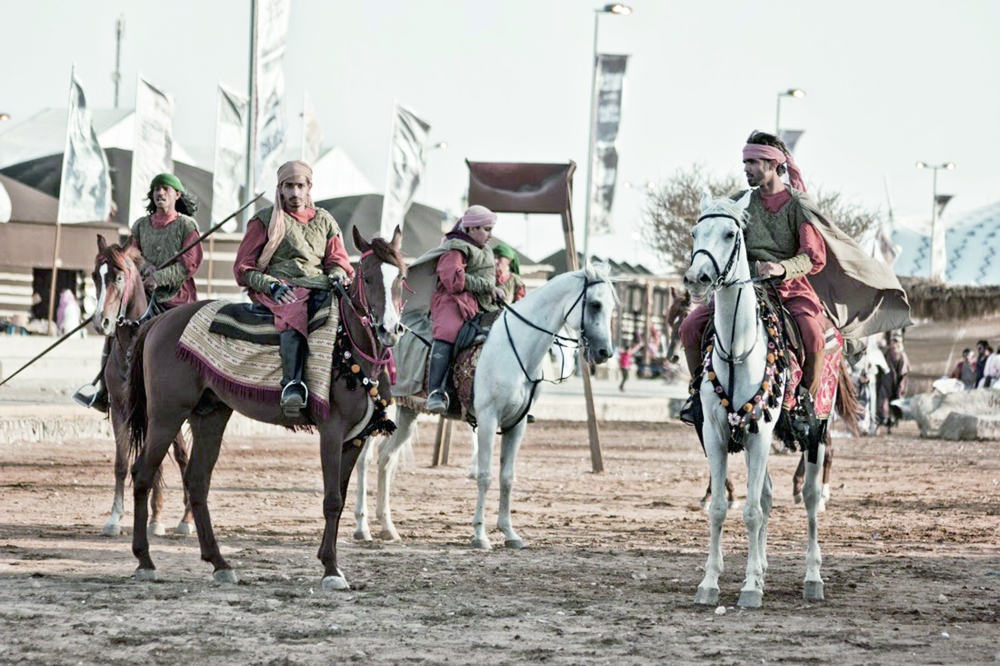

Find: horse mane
<box><xmin>98</xmin><ymin>237</ymin><xmax>144</xmax><ymax>273</ymax></box>
<box><xmin>701</xmin><ymin>196</ymin><xmax>749</xmax><ymax>229</ymax></box>
<box><xmin>583</xmin><ymin>260</ymin><xmax>620</xmax><ymax>304</ymax></box>
<box><xmin>367</xmin><ymin>236</ymin><xmax>407</xmax><ymax>276</ymax></box>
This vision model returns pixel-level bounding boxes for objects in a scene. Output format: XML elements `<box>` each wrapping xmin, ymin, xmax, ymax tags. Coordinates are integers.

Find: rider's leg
<box><xmin>678</xmin><ymin>303</ymin><xmax>714</xmax><ymax>425</ymax></box>
<box><xmin>791</xmin><ymin>307</ymin><xmax>826</xmax><ymax>402</ymax></box>
<box><xmin>73</xmin><ymin>336</ymin><xmax>112</xmax><ymax>412</ymax></box>
<box><xmin>279</xmin><ymin>329</ymin><xmax>309</xmax><ymax>414</ymax></box>
<box><xmin>425</xmin><ymin>339</ymin><xmax>454</xmax><ymax>414</ymax></box>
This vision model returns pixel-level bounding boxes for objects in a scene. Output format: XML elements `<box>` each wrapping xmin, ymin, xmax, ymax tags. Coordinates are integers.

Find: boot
<box><xmin>678</xmin><ymin>345</ymin><xmax>704</xmax><ymax>426</ymax></box>
<box><xmin>279</xmin><ymin>330</ymin><xmax>309</xmax><ymax>417</ymax></box>
<box><xmin>800</xmin><ymin>347</ymin><xmax>827</xmax><ymax>405</ymax></box>
<box><xmin>73</xmin><ymin>337</ymin><xmax>112</xmax><ymax>413</ymax></box>
<box><xmin>425</xmin><ymin>339</ymin><xmax>454</xmax><ymax>414</ymax></box>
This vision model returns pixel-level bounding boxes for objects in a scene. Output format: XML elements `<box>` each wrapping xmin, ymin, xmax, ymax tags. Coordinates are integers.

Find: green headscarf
<box><xmin>150</xmin><ymin>173</ymin><xmax>185</xmax><ymax>193</ymax></box>
<box><xmin>492</xmin><ymin>242</ymin><xmax>519</xmax><ymax>275</ymax></box>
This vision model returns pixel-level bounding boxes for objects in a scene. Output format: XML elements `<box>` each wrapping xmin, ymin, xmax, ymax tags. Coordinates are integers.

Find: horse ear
<box><xmin>351</xmin><ymin>225</ymin><xmax>369</xmax><ymax>253</ymax></box>
<box><xmin>390</xmin><ymin>225</ymin><xmax>402</xmax><ymax>253</ymax></box>
<box><xmin>97</xmin><ymin>234</ymin><xmax>107</xmax><ymax>253</ymax></box>
<box><xmin>699</xmin><ymin>189</ymin><xmax>713</xmax><ymax>214</ymax></box>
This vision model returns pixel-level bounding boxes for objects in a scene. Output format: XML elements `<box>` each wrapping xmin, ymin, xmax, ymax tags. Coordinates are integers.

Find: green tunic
<box><xmin>441</xmin><ymin>237</ymin><xmax>499</xmax><ymax>313</ymax></box>
<box><xmin>131</xmin><ymin>214</ymin><xmax>200</xmax><ymax>303</ymax></box>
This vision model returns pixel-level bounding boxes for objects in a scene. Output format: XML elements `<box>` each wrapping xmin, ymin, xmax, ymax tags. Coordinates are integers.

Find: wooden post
<box><xmin>45</xmin><ymin>220</ymin><xmax>63</xmax><ymax>335</ymax></box>
<box><xmin>431</xmin><ymin>415</ymin><xmax>446</xmax><ymax>467</ymax></box>
<box><xmin>562</xmin><ymin>209</ymin><xmax>603</xmax><ymax>473</ymax></box>
<box><xmin>440</xmin><ymin>419</ymin><xmax>453</xmax><ymax>466</ymax></box>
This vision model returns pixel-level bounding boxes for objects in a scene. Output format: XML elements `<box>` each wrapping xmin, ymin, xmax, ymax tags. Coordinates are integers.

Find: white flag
<box><xmin>588</xmin><ymin>54</ymin><xmax>628</xmax><ymax>237</ymax></box>
<box><xmin>212</xmin><ymin>84</ymin><xmax>248</xmax><ymax>232</ymax></box>
<box><xmin>301</xmin><ymin>91</ymin><xmax>323</xmax><ymax>166</ymax></box>
<box><xmin>129</xmin><ymin>74</ymin><xmax>174</xmax><ymax>223</ymax></box>
<box><xmin>380</xmin><ymin>102</ymin><xmax>431</xmax><ymax>239</ymax></box>
<box><xmin>0</xmin><ymin>179</ymin><xmax>11</xmax><ymax>223</ymax></box>
<box><xmin>57</xmin><ymin>68</ymin><xmax>112</xmax><ymax>223</ymax></box>
<box><xmin>930</xmin><ymin>219</ymin><xmax>947</xmax><ymax>282</ymax></box>
<box><xmin>254</xmin><ymin>0</ymin><xmax>290</xmax><ymax>193</ymax></box>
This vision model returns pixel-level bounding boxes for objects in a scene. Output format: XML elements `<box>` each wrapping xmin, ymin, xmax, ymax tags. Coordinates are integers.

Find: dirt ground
<box><xmin>1</xmin><ymin>418</ymin><xmax>999</xmax><ymax>665</ymax></box>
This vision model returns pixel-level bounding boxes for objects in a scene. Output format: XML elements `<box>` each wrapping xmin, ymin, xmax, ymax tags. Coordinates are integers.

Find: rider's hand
<box><xmin>492</xmin><ymin>286</ymin><xmax>506</xmax><ymax>302</ymax></box>
<box><xmin>755</xmin><ymin>261</ymin><xmax>786</xmax><ymax>279</ymax></box>
<box><xmin>269</xmin><ymin>282</ymin><xmax>296</xmax><ymax>304</ymax></box>
<box><xmin>140</xmin><ymin>263</ymin><xmax>157</xmax><ymax>290</ymax></box>
<box><xmin>328</xmin><ymin>274</ymin><xmax>352</xmax><ymax>291</ymax></box>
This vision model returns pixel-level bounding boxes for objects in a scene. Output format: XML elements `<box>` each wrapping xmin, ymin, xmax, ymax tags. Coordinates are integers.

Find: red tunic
<box><xmin>431</xmin><ymin>249</ymin><xmax>479</xmax><ymax>342</ymax></box>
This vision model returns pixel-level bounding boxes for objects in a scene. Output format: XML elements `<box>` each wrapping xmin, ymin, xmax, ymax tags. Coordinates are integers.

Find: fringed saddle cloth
<box><xmin>397</xmin><ymin>343</ymin><xmax>483</xmax><ymax>425</ymax></box>
<box><xmin>782</xmin><ymin>325</ymin><xmax>843</xmax><ymax>420</ymax></box>
<box><xmin>176</xmin><ymin>299</ymin><xmax>340</xmax><ymax>422</ymax></box>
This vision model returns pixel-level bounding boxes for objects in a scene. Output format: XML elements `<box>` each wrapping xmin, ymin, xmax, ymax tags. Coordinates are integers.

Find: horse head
<box><xmin>351</xmin><ymin>224</ymin><xmax>406</xmax><ymax>348</ymax></box>
<box><xmin>92</xmin><ymin>234</ymin><xmax>146</xmax><ymax>336</ymax></box>
<box><xmin>575</xmin><ymin>260</ymin><xmax>616</xmax><ymax>365</ymax></box>
<box><xmin>683</xmin><ymin>191</ymin><xmax>752</xmax><ymax>303</ymax></box>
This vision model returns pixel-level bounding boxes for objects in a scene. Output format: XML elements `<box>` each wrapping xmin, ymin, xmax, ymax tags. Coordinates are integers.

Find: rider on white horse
<box><xmin>679</xmin><ymin>130</ymin><xmax>911</xmax><ymax>427</ymax></box>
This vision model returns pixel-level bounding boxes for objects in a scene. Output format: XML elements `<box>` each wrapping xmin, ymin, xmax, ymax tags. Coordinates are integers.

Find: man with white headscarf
<box><xmin>234</xmin><ymin>160</ymin><xmax>354</xmax><ymax>414</ymax></box>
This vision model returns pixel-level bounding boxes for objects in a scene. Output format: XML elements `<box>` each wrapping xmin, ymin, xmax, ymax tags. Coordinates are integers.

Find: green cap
<box><xmin>150</xmin><ymin>173</ymin><xmax>185</xmax><ymax>193</ymax></box>
<box><xmin>492</xmin><ymin>242</ymin><xmax>520</xmax><ymax>275</ymax></box>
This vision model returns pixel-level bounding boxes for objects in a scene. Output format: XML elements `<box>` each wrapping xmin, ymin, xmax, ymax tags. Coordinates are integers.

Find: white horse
<box><xmin>354</xmin><ymin>263</ymin><xmax>616</xmax><ymax>548</ymax></box>
<box><xmin>684</xmin><ymin>192</ymin><xmax>826</xmax><ymax>608</ymax></box>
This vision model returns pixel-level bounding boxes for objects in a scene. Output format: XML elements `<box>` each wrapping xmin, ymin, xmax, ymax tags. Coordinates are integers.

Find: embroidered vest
<box><xmin>252</xmin><ymin>207</ymin><xmax>342</xmax><ymax>283</ymax></box>
<box><xmin>498</xmin><ymin>273</ymin><xmax>525</xmax><ymax>304</ymax></box>
<box><xmin>131</xmin><ymin>214</ymin><xmax>199</xmax><ymax>302</ymax></box>
<box><xmin>743</xmin><ymin>190</ymin><xmax>803</xmax><ymax>275</ymax></box>
<box><xmin>442</xmin><ymin>237</ymin><xmax>498</xmax><ymax>312</ymax></box>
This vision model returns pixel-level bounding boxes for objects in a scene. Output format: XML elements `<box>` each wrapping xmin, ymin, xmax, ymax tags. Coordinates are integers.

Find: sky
<box><xmin>1</xmin><ymin>0</ymin><xmax>997</xmax><ymax>273</ymax></box>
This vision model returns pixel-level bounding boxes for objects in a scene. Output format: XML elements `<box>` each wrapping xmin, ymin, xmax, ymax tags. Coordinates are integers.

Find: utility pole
<box><xmin>112</xmin><ymin>16</ymin><xmax>124</xmax><ymax>108</ymax></box>
<box><xmin>243</xmin><ymin>0</ymin><xmax>258</xmax><ymax>231</ymax></box>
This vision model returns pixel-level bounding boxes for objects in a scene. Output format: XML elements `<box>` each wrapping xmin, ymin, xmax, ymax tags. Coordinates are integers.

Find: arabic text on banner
<box><xmin>57</xmin><ymin>69</ymin><xmax>112</xmax><ymax>224</ymax></box>
<box><xmin>254</xmin><ymin>0</ymin><xmax>290</xmax><ymax>195</ymax></box>
<box><xmin>379</xmin><ymin>102</ymin><xmax>431</xmax><ymax>239</ymax></box>
<box><xmin>128</xmin><ymin>74</ymin><xmax>174</xmax><ymax>223</ymax></box>
<box><xmin>588</xmin><ymin>54</ymin><xmax>628</xmax><ymax>237</ymax></box>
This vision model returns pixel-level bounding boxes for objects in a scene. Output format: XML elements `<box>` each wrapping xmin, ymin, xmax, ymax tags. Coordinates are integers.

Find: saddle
<box><xmin>208</xmin><ymin>290</ymin><xmax>332</xmax><ymax>345</ymax></box>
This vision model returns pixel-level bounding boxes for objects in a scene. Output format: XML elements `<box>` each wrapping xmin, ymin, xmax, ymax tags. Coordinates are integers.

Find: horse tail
<box><xmin>835</xmin><ymin>356</ymin><xmax>861</xmax><ymax>437</ymax></box>
<box><xmin>126</xmin><ymin>319</ymin><xmax>154</xmax><ymax>465</ymax></box>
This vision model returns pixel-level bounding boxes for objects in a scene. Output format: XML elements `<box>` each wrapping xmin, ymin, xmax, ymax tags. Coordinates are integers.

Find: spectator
<box><xmin>877</xmin><ymin>333</ymin><xmax>910</xmax><ymax>429</ymax></box>
<box><xmin>950</xmin><ymin>348</ymin><xmax>978</xmax><ymax>390</ymax></box>
<box><xmin>976</xmin><ymin>340</ymin><xmax>992</xmax><ymax>387</ymax></box>
<box><xmin>618</xmin><ymin>337</ymin><xmax>643</xmax><ymax>392</ymax></box>
<box><xmin>979</xmin><ymin>346</ymin><xmax>999</xmax><ymax>388</ymax></box>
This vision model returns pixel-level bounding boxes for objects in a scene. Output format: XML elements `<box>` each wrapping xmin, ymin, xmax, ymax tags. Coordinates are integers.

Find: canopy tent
<box><xmin>0</xmin><ymin>174</ymin><xmax>58</xmax><ymax>223</ymax></box>
<box><xmin>314</xmin><ymin>194</ymin><xmax>448</xmax><ymax>260</ymax></box>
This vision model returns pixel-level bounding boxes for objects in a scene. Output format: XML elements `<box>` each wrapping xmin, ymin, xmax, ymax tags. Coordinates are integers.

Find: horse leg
<box><xmin>694</xmin><ymin>426</ymin><xmax>728</xmax><ymax>605</ymax></box>
<box><xmin>738</xmin><ymin>438</ymin><xmax>770</xmax><ymax>609</ymax></box>
<box><xmin>468</xmin><ymin>425</ymin><xmax>479</xmax><ymax>479</ymax></box>
<box><xmin>802</xmin><ymin>440</ymin><xmax>826</xmax><ymax>601</ymax></box>
<box><xmin>471</xmin><ymin>412</ymin><xmax>498</xmax><ymax>550</ymax></box>
<box><xmin>759</xmin><ymin>465</ymin><xmax>773</xmax><ymax>575</ymax></box>
<box><xmin>171</xmin><ymin>430</ymin><xmax>195</xmax><ymax>535</ymax></box>
<box><xmin>699</xmin><ymin>480</ymin><xmax>712</xmax><ymax>509</ymax></box>
<box><xmin>317</xmin><ymin>423</ymin><xmax>349</xmax><ymax>591</ymax></box>
<box><xmin>725</xmin><ymin>475</ymin><xmax>740</xmax><ymax>510</ymax></box>
<box><xmin>131</xmin><ymin>413</ymin><xmax>186</xmax><ymax>581</ymax></box>
<box><xmin>497</xmin><ymin>420</ymin><xmax>527</xmax><ymax>549</ymax></box>
<box><xmin>792</xmin><ymin>453</ymin><xmax>805</xmax><ymax>504</ymax></box>
<box><xmin>148</xmin><ymin>466</ymin><xmax>168</xmax><ymax>536</ymax></box>
<box><xmin>352</xmin><ymin>436</ymin><xmax>376</xmax><ymax>541</ymax></box>
<box><xmin>102</xmin><ymin>409</ymin><xmax>129</xmax><ymax>537</ymax></box>
<box><xmin>820</xmin><ymin>431</ymin><xmax>833</xmax><ymax>511</ymax></box>
<box><xmin>184</xmin><ymin>408</ymin><xmax>235</xmax><ymax>583</ymax></box>
<box><xmin>376</xmin><ymin>407</ymin><xmax>417</xmax><ymax>542</ymax></box>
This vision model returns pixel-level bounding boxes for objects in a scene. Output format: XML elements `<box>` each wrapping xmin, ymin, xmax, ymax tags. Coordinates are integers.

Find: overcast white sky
<box><xmin>1</xmin><ymin>0</ymin><xmax>997</xmax><ymax>271</ymax></box>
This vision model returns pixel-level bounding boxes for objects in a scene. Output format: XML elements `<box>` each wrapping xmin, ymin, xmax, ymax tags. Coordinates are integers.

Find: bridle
<box><xmin>335</xmin><ymin>249</ymin><xmax>400</xmax><ymax>378</ymax></box>
<box><xmin>690</xmin><ymin>213</ymin><xmax>750</xmax><ymax>290</ymax></box>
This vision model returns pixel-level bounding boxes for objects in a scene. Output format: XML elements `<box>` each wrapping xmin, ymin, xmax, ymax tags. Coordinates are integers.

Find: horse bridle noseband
<box><xmin>335</xmin><ymin>250</ymin><xmax>400</xmax><ymax>373</ymax></box>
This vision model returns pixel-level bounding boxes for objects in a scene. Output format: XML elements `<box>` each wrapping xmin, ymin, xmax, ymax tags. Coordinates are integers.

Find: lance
<box><xmin>0</xmin><ymin>193</ymin><xmax>264</xmax><ymax>389</ymax></box>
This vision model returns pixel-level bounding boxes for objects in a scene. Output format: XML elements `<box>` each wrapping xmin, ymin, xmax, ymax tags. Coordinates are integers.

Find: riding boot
<box><xmin>279</xmin><ymin>329</ymin><xmax>309</xmax><ymax>417</ymax></box>
<box><xmin>800</xmin><ymin>347</ymin><xmax>827</xmax><ymax>404</ymax></box>
<box><xmin>73</xmin><ymin>336</ymin><xmax>112</xmax><ymax>413</ymax></box>
<box><xmin>678</xmin><ymin>345</ymin><xmax>704</xmax><ymax>426</ymax></box>
<box><xmin>425</xmin><ymin>339</ymin><xmax>454</xmax><ymax>414</ymax></box>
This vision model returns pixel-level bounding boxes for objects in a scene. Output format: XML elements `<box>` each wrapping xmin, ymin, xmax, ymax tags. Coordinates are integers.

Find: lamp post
<box><xmin>583</xmin><ymin>3</ymin><xmax>632</xmax><ymax>265</ymax></box>
<box><xmin>915</xmin><ymin>161</ymin><xmax>955</xmax><ymax>281</ymax></box>
<box><xmin>775</xmin><ymin>88</ymin><xmax>805</xmax><ymax>136</ymax></box>
<box><xmin>0</xmin><ymin>113</ymin><xmax>10</xmax><ymax>122</ymax></box>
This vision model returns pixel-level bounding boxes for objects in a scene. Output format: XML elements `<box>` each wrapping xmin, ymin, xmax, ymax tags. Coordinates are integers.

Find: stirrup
<box><xmin>73</xmin><ymin>383</ymin><xmax>108</xmax><ymax>413</ymax></box>
<box><xmin>679</xmin><ymin>394</ymin><xmax>702</xmax><ymax>426</ymax></box>
<box><xmin>280</xmin><ymin>381</ymin><xmax>308</xmax><ymax>417</ymax></box>
<box><xmin>426</xmin><ymin>389</ymin><xmax>449</xmax><ymax>414</ymax></box>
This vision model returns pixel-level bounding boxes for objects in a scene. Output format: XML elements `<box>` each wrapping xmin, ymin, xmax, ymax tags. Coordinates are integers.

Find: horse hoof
<box><xmin>793</xmin><ymin>493</ymin><xmax>803</xmax><ymax>505</ymax></box>
<box><xmin>101</xmin><ymin>523</ymin><xmax>122</xmax><ymax>538</ymax></box>
<box><xmin>175</xmin><ymin>521</ymin><xmax>195</xmax><ymax>536</ymax></box>
<box><xmin>694</xmin><ymin>586</ymin><xmax>719</xmax><ymax>605</ymax></box>
<box><xmin>728</xmin><ymin>500</ymin><xmax>741</xmax><ymax>510</ymax></box>
<box><xmin>149</xmin><ymin>522</ymin><xmax>166</xmax><ymax>537</ymax></box>
<box><xmin>803</xmin><ymin>580</ymin><xmax>825</xmax><ymax>601</ymax></box>
<box><xmin>817</xmin><ymin>499</ymin><xmax>827</xmax><ymax>513</ymax></box>
<box><xmin>213</xmin><ymin>569</ymin><xmax>238</xmax><ymax>585</ymax></box>
<box><xmin>134</xmin><ymin>568</ymin><xmax>157</xmax><ymax>582</ymax></box>
<box><xmin>322</xmin><ymin>575</ymin><xmax>351</xmax><ymax>591</ymax></box>
<box><xmin>737</xmin><ymin>589</ymin><xmax>763</xmax><ymax>608</ymax></box>
<box><xmin>470</xmin><ymin>537</ymin><xmax>492</xmax><ymax>551</ymax></box>
<box><xmin>353</xmin><ymin>527</ymin><xmax>373</xmax><ymax>542</ymax></box>
<box><xmin>378</xmin><ymin>528</ymin><xmax>401</xmax><ymax>542</ymax></box>
<box><xmin>504</xmin><ymin>538</ymin><xmax>526</xmax><ymax>550</ymax></box>
<box><xmin>699</xmin><ymin>499</ymin><xmax>707</xmax><ymax>510</ymax></box>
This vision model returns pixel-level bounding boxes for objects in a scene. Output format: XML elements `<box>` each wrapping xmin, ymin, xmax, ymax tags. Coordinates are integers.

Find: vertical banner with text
<box><xmin>301</xmin><ymin>91</ymin><xmax>323</xmax><ymax>166</ymax></box>
<box><xmin>588</xmin><ymin>54</ymin><xmax>628</xmax><ymax>237</ymax></box>
<box><xmin>129</xmin><ymin>74</ymin><xmax>174</xmax><ymax>223</ymax></box>
<box><xmin>58</xmin><ymin>68</ymin><xmax>112</xmax><ymax>223</ymax></box>
<box><xmin>212</xmin><ymin>84</ymin><xmax>249</xmax><ymax>232</ymax></box>
<box><xmin>379</xmin><ymin>102</ymin><xmax>431</xmax><ymax>239</ymax></box>
<box><xmin>254</xmin><ymin>0</ymin><xmax>291</xmax><ymax>197</ymax></box>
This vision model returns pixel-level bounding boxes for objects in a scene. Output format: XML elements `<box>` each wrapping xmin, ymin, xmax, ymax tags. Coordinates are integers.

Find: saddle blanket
<box><xmin>782</xmin><ymin>326</ymin><xmax>843</xmax><ymax>419</ymax></box>
<box><xmin>397</xmin><ymin>343</ymin><xmax>483</xmax><ymax>423</ymax></box>
<box><xmin>176</xmin><ymin>300</ymin><xmax>341</xmax><ymax>421</ymax></box>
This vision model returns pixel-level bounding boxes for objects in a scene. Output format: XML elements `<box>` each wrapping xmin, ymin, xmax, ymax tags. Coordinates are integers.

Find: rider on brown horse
<box><xmin>233</xmin><ymin>160</ymin><xmax>354</xmax><ymax>416</ymax></box>
<box><xmin>74</xmin><ymin>172</ymin><xmax>203</xmax><ymax>411</ymax></box>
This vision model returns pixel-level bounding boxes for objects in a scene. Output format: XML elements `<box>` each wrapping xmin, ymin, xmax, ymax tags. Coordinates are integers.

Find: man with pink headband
<box><xmin>420</xmin><ymin>205</ymin><xmax>505</xmax><ymax>413</ymax></box>
<box><xmin>234</xmin><ymin>160</ymin><xmax>354</xmax><ymax>415</ymax></box>
<box><xmin>679</xmin><ymin>131</ymin><xmax>912</xmax><ymax>426</ymax></box>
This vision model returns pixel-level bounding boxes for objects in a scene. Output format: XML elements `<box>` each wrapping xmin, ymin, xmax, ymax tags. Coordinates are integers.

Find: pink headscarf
<box><xmin>457</xmin><ymin>205</ymin><xmax>497</xmax><ymax>229</ymax></box>
<box><xmin>258</xmin><ymin>161</ymin><xmax>314</xmax><ymax>269</ymax></box>
<box><xmin>742</xmin><ymin>144</ymin><xmax>806</xmax><ymax>192</ymax></box>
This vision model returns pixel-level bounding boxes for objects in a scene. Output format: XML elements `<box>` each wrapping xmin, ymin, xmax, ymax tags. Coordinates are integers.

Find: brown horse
<box><xmin>126</xmin><ymin>226</ymin><xmax>405</xmax><ymax>591</ymax></box>
<box><xmin>90</xmin><ymin>235</ymin><xmax>193</xmax><ymax>537</ymax></box>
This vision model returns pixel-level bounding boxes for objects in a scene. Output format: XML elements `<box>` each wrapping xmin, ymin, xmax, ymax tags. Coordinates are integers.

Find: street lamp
<box><xmin>0</xmin><ymin>113</ymin><xmax>10</xmax><ymax>122</ymax></box>
<box><xmin>583</xmin><ymin>4</ymin><xmax>632</xmax><ymax>265</ymax></box>
<box><xmin>775</xmin><ymin>88</ymin><xmax>805</xmax><ymax>136</ymax></box>
<box><xmin>915</xmin><ymin>161</ymin><xmax>956</xmax><ymax>281</ymax></box>
<box><xmin>623</xmin><ymin>180</ymin><xmax>655</xmax><ymax>191</ymax></box>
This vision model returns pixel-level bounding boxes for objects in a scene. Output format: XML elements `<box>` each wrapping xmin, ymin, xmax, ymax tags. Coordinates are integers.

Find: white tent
<box><xmin>891</xmin><ymin>201</ymin><xmax>1000</xmax><ymax>285</ymax></box>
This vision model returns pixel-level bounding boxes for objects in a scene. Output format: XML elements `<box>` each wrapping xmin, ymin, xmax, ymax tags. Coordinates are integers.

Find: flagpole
<box><xmin>243</xmin><ymin>0</ymin><xmax>258</xmax><ymax>231</ymax></box>
<box><xmin>50</xmin><ymin>65</ymin><xmax>76</xmax><ymax>335</ymax></box>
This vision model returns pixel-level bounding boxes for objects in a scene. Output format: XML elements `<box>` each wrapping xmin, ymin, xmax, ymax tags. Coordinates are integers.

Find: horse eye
<box><xmin>726</xmin><ymin>231</ymin><xmax>735</xmax><ymax>239</ymax></box>
<box><xmin>590</xmin><ymin>302</ymin><xmax>602</xmax><ymax>312</ymax></box>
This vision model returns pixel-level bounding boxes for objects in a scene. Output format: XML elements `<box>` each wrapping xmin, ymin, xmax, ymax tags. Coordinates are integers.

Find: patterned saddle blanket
<box><xmin>397</xmin><ymin>342</ymin><xmax>484</xmax><ymax>424</ymax></box>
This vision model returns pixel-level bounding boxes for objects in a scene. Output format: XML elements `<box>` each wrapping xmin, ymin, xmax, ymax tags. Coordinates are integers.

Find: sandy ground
<box><xmin>1</xmin><ymin>418</ymin><xmax>999</xmax><ymax>665</ymax></box>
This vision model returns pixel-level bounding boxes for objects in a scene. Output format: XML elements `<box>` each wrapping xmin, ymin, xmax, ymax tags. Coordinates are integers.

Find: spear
<box><xmin>0</xmin><ymin>193</ymin><xmax>264</xmax><ymax>389</ymax></box>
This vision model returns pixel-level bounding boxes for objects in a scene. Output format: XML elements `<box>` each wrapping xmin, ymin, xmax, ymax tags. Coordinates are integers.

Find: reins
<box><xmin>335</xmin><ymin>250</ymin><xmax>399</xmax><ymax>385</ymax></box>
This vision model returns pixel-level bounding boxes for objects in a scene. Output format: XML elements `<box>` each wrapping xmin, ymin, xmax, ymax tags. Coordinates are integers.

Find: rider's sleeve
<box><xmin>322</xmin><ymin>233</ymin><xmax>355</xmax><ymax>280</ymax></box>
<box><xmin>154</xmin><ymin>227</ymin><xmax>203</xmax><ymax>288</ymax></box>
<box><xmin>436</xmin><ymin>250</ymin><xmax>468</xmax><ymax>294</ymax></box>
<box><xmin>234</xmin><ymin>218</ymin><xmax>279</xmax><ymax>294</ymax></box>
<box><xmin>780</xmin><ymin>222</ymin><xmax>827</xmax><ymax>280</ymax></box>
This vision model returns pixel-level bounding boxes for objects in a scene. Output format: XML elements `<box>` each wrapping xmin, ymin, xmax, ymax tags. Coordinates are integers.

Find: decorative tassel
<box><xmin>749</xmin><ymin>420</ymin><xmax>759</xmax><ymax>434</ymax></box>
<box><xmin>763</xmin><ymin>408</ymin><xmax>772</xmax><ymax>423</ymax></box>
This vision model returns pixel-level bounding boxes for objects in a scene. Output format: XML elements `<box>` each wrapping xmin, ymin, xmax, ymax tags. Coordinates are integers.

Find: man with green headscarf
<box><xmin>493</xmin><ymin>242</ymin><xmax>526</xmax><ymax>304</ymax></box>
<box><xmin>74</xmin><ymin>173</ymin><xmax>203</xmax><ymax>412</ymax></box>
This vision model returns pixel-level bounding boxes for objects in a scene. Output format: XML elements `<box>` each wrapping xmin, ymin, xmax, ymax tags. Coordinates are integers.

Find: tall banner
<box><xmin>379</xmin><ymin>102</ymin><xmax>431</xmax><ymax>239</ymax></box>
<box><xmin>212</xmin><ymin>84</ymin><xmax>249</xmax><ymax>232</ymax></box>
<box><xmin>930</xmin><ymin>219</ymin><xmax>947</xmax><ymax>282</ymax></box>
<box><xmin>57</xmin><ymin>68</ymin><xmax>112</xmax><ymax>223</ymax></box>
<box><xmin>301</xmin><ymin>91</ymin><xmax>323</xmax><ymax>166</ymax></box>
<box><xmin>129</xmin><ymin>74</ymin><xmax>174</xmax><ymax>223</ymax></box>
<box><xmin>588</xmin><ymin>54</ymin><xmax>628</xmax><ymax>237</ymax></box>
<box><xmin>254</xmin><ymin>0</ymin><xmax>291</xmax><ymax>193</ymax></box>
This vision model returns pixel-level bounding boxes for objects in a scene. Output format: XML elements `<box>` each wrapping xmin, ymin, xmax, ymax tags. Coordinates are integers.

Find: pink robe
<box><xmin>430</xmin><ymin>249</ymin><xmax>479</xmax><ymax>342</ymax></box>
